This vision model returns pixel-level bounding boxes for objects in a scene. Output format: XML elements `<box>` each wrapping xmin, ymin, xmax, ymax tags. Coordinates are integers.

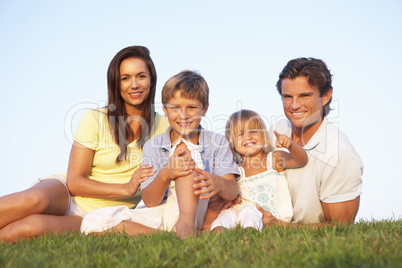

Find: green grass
<box><xmin>1</xmin><ymin>219</ymin><xmax>401</xmax><ymax>268</ymax></box>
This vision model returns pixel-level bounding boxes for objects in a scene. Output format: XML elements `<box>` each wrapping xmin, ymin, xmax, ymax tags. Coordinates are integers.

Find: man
<box><xmin>258</xmin><ymin>57</ymin><xmax>363</xmax><ymax>226</ymax></box>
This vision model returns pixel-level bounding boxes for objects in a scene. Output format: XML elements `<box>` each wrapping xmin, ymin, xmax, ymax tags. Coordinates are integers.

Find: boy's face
<box><xmin>163</xmin><ymin>91</ymin><xmax>208</xmax><ymax>144</ymax></box>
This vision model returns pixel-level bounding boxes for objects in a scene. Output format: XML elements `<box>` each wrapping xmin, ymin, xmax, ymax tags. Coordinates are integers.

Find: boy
<box><xmin>141</xmin><ymin>70</ymin><xmax>239</xmax><ymax>238</ymax></box>
<box><xmin>80</xmin><ymin>70</ymin><xmax>239</xmax><ymax>238</ymax></box>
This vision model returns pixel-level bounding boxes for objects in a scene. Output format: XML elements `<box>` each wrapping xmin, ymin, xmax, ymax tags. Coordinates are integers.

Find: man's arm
<box><xmin>257</xmin><ymin>196</ymin><xmax>360</xmax><ymax>228</ymax></box>
<box><xmin>322</xmin><ymin>196</ymin><xmax>360</xmax><ymax>224</ymax></box>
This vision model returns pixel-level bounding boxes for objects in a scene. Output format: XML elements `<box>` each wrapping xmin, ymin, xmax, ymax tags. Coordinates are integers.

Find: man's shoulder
<box><xmin>322</xmin><ymin>121</ymin><xmax>357</xmax><ymax>153</ymax></box>
<box><xmin>312</xmin><ymin>120</ymin><xmax>362</xmax><ymax>167</ymax></box>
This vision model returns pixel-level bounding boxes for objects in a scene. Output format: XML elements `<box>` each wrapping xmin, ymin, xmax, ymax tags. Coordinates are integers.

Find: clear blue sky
<box><xmin>1</xmin><ymin>0</ymin><xmax>401</xmax><ymax>221</ymax></box>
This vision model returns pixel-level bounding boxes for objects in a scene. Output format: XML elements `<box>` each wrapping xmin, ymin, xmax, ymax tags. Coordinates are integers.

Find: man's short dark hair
<box><xmin>276</xmin><ymin>57</ymin><xmax>333</xmax><ymax>117</ymax></box>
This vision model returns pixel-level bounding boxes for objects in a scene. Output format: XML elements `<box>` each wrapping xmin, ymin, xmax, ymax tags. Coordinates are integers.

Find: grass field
<box><xmin>1</xmin><ymin>218</ymin><xmax>401</xmax><ymax>267</ymax></box>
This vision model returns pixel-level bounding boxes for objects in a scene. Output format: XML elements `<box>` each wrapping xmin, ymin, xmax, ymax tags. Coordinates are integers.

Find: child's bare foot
<box><xmin>175</xmin><ymin>218</ymin><xmax>196</xmax><ymax>239</ymax></box>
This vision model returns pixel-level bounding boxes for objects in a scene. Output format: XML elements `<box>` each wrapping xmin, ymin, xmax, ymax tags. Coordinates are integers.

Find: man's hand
<box><xmin>193</xmin><ymin>167</ymin><xmax>224</xmax><ymax>200</ymax></box>
<box><xmin>256</xmin><ymin>204</ymin><xmax>280</xmax><ymax>227</ymax></box>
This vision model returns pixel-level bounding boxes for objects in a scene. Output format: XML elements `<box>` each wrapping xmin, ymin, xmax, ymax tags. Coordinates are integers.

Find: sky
<box><xmin>0</xmin><ymin>0</ymin><xmax>401</xmax><ymax>221</ymax></box>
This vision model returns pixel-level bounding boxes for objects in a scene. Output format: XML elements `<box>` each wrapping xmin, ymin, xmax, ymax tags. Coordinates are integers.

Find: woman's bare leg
<box><xmin>0</xmin><ymin>214</ymin><xmax>82</xmax><ymax>243</ymax></box>
<box><xmin>0</xmin><ymin>179</ymin><xmax>70</xmax><ymax>241</ymax></box>
<box><xmin>174</xmin><ymin>142</ymin><xmax>199</xmax><ymax>238</ymax></box>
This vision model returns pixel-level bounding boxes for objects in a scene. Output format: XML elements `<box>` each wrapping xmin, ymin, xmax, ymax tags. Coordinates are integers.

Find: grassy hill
<box><xmin>1</xmin><ymin>218</ymin><xmax>401</xmax><ymax>267</ymax></box>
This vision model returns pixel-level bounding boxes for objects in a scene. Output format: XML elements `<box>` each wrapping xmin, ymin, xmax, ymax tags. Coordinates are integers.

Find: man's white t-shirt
<box><xmin>270</xmin><ymin>117</ymin><xmax>363</xmax><ymax>224</ymax></box>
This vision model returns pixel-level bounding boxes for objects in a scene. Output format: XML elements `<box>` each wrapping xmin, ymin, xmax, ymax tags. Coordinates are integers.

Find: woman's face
<box><xmin>119</xmin><ymin>57</ymin><xmax>151</xmax><ymax>114</ymax></box>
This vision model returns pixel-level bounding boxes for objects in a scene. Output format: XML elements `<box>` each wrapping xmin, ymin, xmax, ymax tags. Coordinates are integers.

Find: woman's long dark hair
<box><xmin>107</xmin><ymin>46</ymin><xmax>157</xmax><ymax>163</ymax></box>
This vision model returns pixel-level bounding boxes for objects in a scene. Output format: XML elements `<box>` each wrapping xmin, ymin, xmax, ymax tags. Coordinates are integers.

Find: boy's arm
<box><xmin>272</xmin><ymin>130</ymin><xmax>308</xmax><ymax>172</ymax></box>
<box><xmin>141</xmin><ymin>167</ymin><xmax>171</xmax><ymax>207</ymax></box>
<box><xmin>193</xmin><ymin>169</ymin><xmax>239</xmax><ymax>201</ymax></box>
<box><xmin>142</xmin><ymin>148</ymin><xmax>195</xmax><ymax>207</ymax></box>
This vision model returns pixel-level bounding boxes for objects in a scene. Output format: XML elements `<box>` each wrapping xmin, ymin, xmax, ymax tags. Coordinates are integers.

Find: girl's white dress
<box><xmin>210</xmin><ymin>152</ymin><xmax>293</xmax><ymax>231</ymax></box>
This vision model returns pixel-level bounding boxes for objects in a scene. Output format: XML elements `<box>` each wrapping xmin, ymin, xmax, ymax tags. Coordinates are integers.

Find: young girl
<box><xmin>210</xmin><ymin>110</ymin><xmax>308</xmax><ymax>232</ymax></box>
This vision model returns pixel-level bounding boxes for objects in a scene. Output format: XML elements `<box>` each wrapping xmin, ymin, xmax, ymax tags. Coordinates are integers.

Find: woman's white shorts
<box><xmin>33</xmin><ymin>174</ymin><xmax>87</xmax><ymax>217</ymax></box>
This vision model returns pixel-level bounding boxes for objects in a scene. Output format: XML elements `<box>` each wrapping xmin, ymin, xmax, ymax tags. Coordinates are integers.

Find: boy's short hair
<box><xmin>162</xmin><ymin>70</ymin><xmax>209</xmax><ymax>108</ymax></box>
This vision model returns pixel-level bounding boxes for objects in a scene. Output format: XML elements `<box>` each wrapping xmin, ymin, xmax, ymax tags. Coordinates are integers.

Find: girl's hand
<box><xmin>274</xmin><ymin>130</ymin><xmax>292</xmax><ymax>149</ymax></box>
<box><xmin>193</xmin><ymin>167</ymin><xmax>224</xmax><ymax>200</ymax></box>
<box><xmin>126</xmin><ymin>164</ymin><xmax>155</xmax><ymax>196</ymax></box>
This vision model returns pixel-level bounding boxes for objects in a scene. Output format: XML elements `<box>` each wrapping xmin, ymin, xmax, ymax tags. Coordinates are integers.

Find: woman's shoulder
<box><xmin>81</xmin><ymin>107</ymin><xmax>107</xmax><ymax>118</ymax></box>
<box><xmin>153</xmin><ymin>112</ymin><xmax>169</xmax><ymax>133</ymax></box>
<box><xmin>80</xmin><ymin>107</ymin><xmax>108</xmax><ymax>126</ymax></box>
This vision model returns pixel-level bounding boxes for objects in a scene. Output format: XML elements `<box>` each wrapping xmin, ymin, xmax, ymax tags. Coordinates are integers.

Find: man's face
<box><xmin>281</xmin><ymin>76</ymin><xmax>332</xmax><ymax>133</ymax></box>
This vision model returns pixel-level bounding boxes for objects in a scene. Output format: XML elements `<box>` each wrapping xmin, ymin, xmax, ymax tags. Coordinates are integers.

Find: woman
<box><xmin>0</xmin><ymin>46</ymin><xmax>169</xmax><ymax>243</ymax></box>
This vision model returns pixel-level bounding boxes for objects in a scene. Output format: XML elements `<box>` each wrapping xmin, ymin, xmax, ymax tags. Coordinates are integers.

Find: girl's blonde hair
<box><xmin>225</xmin><ymin>110</ymin><xmax>271</xmax><ymax>164</ymax></box>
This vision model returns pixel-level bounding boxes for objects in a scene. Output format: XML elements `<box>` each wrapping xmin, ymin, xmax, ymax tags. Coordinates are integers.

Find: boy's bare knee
<box><xmin>175</xmin><ymin>142</ymin><xmax>191</xmax><ymax>155</ymax></box>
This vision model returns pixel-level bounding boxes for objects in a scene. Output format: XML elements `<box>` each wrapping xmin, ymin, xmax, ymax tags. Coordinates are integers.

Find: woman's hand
<box><xmin>126</xmin><ymin>165</ymin><xmax>155</xmax><ymax>196</ymax></box>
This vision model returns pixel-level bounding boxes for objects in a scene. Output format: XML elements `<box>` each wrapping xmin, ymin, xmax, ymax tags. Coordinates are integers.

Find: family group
<box><xmin>0</xmin><ymin>46</ymin><xmax>363</xmax><ymax>242</ymax></box>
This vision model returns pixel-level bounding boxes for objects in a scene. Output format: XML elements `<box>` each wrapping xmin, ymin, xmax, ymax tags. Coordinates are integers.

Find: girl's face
<box><xmin>233</xmin><ymin>124</ymin><xmax>265</xmax><ymax>159</ymax></box>
<box><xmin>119</xmin><ymin>57</ymin><xmax>151</xmax><ymax>114</ymax></box>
